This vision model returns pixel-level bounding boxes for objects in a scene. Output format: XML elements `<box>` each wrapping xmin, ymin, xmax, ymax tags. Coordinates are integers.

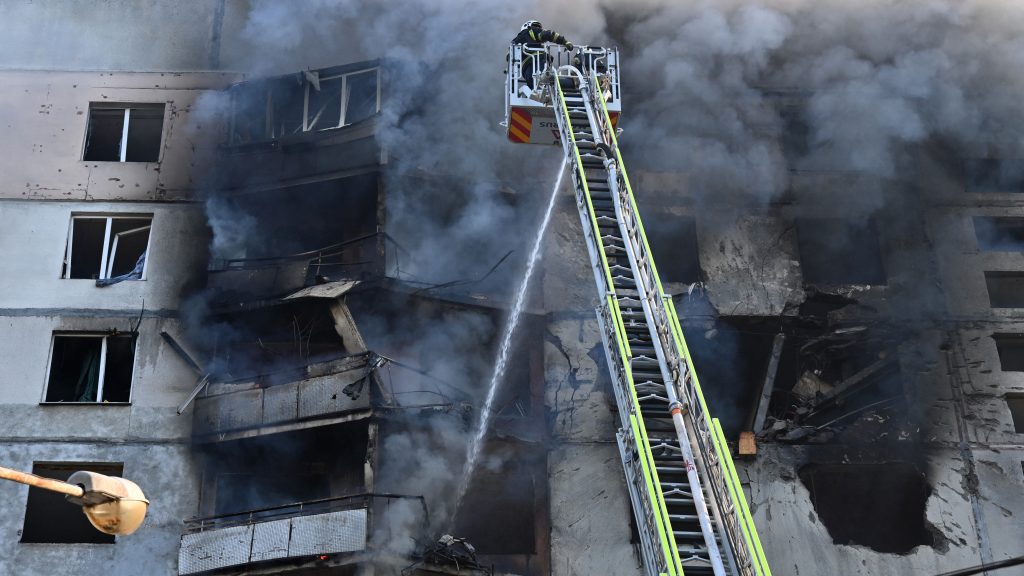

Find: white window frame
<box><xmin>41</xmin><ymin>332</ymin><xmax>135</xmax><ymax>404</ymax></box>
<box><xmin>303</xmin><ymin>67</ymin><xmax>381</xmax><ymax>132</ymax></box>
<box><xmin>62</xmin><ymin>214</ymin><xmax>153</xmax><ymax>281</ymax></box>
<box><xmin>84</xmin><ymin>104</ymin><xmax>165</xmax><ymax>163</ymax></box>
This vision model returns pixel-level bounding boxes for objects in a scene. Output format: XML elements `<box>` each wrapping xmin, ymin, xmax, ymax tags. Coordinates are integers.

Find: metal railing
<box><xmin>183</xmin><ymin>493</ymin><xmax>428</xmax><ymax>534</ymax></box>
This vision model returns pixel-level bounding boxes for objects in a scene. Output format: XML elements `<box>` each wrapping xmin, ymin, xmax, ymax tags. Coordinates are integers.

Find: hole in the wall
<box><xmin>796</xmin><ymin>217</ymin><xmax>886</xmax><ymax>285</ymax></box>
<box><xmin>798</xmin><ymin>462</ymin><xmax>933</xmax><ymax>553</ymax></box>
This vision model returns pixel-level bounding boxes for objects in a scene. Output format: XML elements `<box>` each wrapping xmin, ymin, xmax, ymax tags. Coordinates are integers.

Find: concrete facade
<box><xmin>0</xmin><ymin>69</ymin><xmax>234</xmax><ymax>576</ymax></box>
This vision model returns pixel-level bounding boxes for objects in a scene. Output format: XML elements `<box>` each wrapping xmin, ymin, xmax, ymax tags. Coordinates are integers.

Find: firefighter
<box><xmin>512</xmin><ymin>20</ymin><xmax>573</xmax><ymax>89</ymax></box>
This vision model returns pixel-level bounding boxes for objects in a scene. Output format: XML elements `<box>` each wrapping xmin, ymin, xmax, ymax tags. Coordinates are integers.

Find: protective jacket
<box><xmin>512</xmin><ymin>27</ymin><xmax>569</xmax><ymax>47</ymax></box>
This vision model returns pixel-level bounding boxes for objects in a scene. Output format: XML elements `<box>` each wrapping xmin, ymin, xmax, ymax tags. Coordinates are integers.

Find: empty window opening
<box><xmin>796</xmin><ymin>218</ymin><xmax>886</xmax><ymax>285</ymax></box>
<box><xmin>985</xmin><ymin>272</ymin><xmax>1024</xmax><ymax>308</ymax></box>
<box><xmin>21</xmin><ymin>462</ymin><xmax>123</xmax><ymax>544</ymax></box>
<box><xmin>1008</xmin><ymin>395</ymin><xmax>1024</xmax><ymax>433</ymax></box>
<box><xmin>799</xmin><ymin>462</ymin><xmax>932</xmax><ymax>553</ymax></box>
<box><xmin>63</xmin><ymin>215</ymin><xmax>151</xmax><ymax>281</ymax></box>
<box><xmin>965</xmin><ymin>159</ymin><xmax>1024</xmax><ymax>193</ymax></box>
<box><xmin>974</xmin><ymin>217</ymin><xmax>1024</xmax><ymax>251</ymax></box>
<box><xmin>646</xmin><ymin>216</ymin><xmax>701</xmax><ymax>284</ymax></box>
<box><xmin>44</xmin><ymin>333</ymin><xmax>135</xmax><ymax>403</ymax></box>
<box><xmin>992</xmin><ymin>334</ymin><xmax>1024</xmax><ymax>372</ymax></box>
<box><xmin>83</xmin><ymin>104</ymin><xmax>164</xmax><ymax>162</ymax></box>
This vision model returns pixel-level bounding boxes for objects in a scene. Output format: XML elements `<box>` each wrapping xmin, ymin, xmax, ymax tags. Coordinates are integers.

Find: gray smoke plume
<box><xmin>198</xmin><ymin>0</ymin><xmax>1024</xmax><ymax>561</ymax></box>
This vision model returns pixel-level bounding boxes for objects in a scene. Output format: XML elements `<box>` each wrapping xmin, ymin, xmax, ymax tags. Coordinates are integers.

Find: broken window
<box><xmin>646</xmin><ymin>216</ymin><xmax>700</xmax><ymax>283</ymax></box>
<box><xmin>796</xmin><ymin>217</ymin><xmax>886</xmax><ymax>285</ymax></box>
<box><xmin>992</xmin><ymin>334</ymin><xmax>1024</xmax><ymax>372</ymax></box>
<box><xmin>83</xmin><ymin>104</ymin><xmax>164</xmax><ymax>162</ymax></box>
<box><xmin>229</xmin><ymin>67</ymin><xmax>381</xmax><ymax>144</ymax></box>
<box><xmin>1008</xmin><ymin>395</ymin><xmax>1024</xmax><ymax>433</ymax></box>
<box><xmin>305</xmin><ymin>68</ymin><xmax>381</xmax><ymax>131</ymax></box>
<box><xmin>62</xmin><ymin>215</ymin><xmax>151</xmax><ymax>281</ymax></box>
<box><xmin>974</xmin><ymin>217</ymin><xmax>1024</xmax><ymax>251</ymax></box>
<box><xmin>21</xmin><ymin>462</ymin><xmax>123</xmax><ymax>543</ymax></box>
<box><xmin>44</xmin><ymin>333</ymin><xmax>135</xmax><ymax>403</ymax></box>
<box><xmin>985</xmin><ymin>272</ymin><xmax>1024</xmax><ymax>308</ymax></box>
<box><xmin>965</xmin><ymin>159</ymin><xmax>1024</xmax><ymax>193</ymax></box>
<box><xmin>799</xmin><ymin>462</ymin><xmax>932</xmax><ymax>553</ymax></box>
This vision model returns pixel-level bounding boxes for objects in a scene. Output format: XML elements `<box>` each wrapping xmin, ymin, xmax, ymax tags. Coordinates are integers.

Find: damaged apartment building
<box><xmin>1</xmin><ymin>5</ymin><xmax>1024</xmax><ymax>576</ymax></box>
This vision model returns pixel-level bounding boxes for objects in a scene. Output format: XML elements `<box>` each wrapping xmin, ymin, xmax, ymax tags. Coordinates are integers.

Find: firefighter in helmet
<box><xmin>512</xmin><ymin>20</ymin><xmax>573</xmax><ymax>89</ymax></box>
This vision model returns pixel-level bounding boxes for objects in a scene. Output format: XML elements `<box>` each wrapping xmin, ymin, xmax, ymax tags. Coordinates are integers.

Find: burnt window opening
<box><xmin>681</xmin><ymin>317</ymin><xmax>777</xmax><ymax>439</ymax></box>
<box><xmin>207</xmin><ymin>300</ymin><xmax>351</xmax><ymax>378</ymax></box>
<box><xmin>974</xmin><ymin>217</ymin><xmax>1024</xmax><ymax>251</ymax></box>
<box><xmin>964</xmin><ymin>159</ymin><xmax>1024</xmax><ymax>193</ymax></box>
<box><xmin>452</xmin><ymin>449</ymin><xmax>538</xmax><ymax>555</ymax></box>
<box><xmin>985</xmin><ymin>272</ymin><xmax>1024</xmax><ymax>308</ymax></box>
<box><xmin>799</xmin><ymin>462</ymin><xmax>932</xmax><ymax>553</ymax></box>
<box><xmin>1007</xmin><ymin>395</ymin><xmax>1024</xmax><ymax>433</ymax></box>
<box><xmin>646</xmin><ymin>216</ymin><xmax>701</xmax><ymax>284</ymax></box>
<box><xmin>202</xmin><ymin>424</ymin><xmax>368</xmax><ymax>517</ymax></box>
<box><xmin>796</xmin><ymin>217</ymin><xmax>886</xmax><ymax>285</ymax></box>
<box><xmin>63</xmin><ymin>215</ymin><xmax>152</xmax><ymax>281</ymax></box>
<box><xmin>212</xmin><ymin>174</ymin><xmax>378</xmax><ymax>266</ymax></box>
<box><xmin>229</xmin><ymin>66</ymin><xmax>381</xmax><ymax>145</ymax></box>
<box><xmin>21</xmin><ymin>462</ymin><xmax>124</xmax><ymax>544</ymax></box>
<box><xmin>44</xmin><ymin>333</ymin><xmax>135</xmax><ymax>403</ymax></box>
<box><xmin>992</xmin><ymin>334</ymin><xmax>1024</xmax><ymax>372</ymax></box>
<box><xmin>83</xmin><ymin>104</ymin><xmax>164</xmax><ymax>162</ymax></box>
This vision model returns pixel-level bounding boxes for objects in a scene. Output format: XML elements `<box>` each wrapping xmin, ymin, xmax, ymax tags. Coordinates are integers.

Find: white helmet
<box><xmin>521</xmin><ymin>20</ymin><xmax>542</xmax><ymax>31</ymax></box>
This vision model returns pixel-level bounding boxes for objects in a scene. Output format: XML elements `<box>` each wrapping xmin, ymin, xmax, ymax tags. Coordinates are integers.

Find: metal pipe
<box><xmin>934</xmin><ymin>554</ymin><xmax>1024</xmax><ymax>576</ymax></box>
<box><xmin>0</xmin><ymin>465</ymin><xmax>85</xmax><ymax>498</ymax></box>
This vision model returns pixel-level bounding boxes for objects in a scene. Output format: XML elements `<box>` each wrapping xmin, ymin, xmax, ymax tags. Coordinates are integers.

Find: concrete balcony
<box><xmin>192</xmin><ymin>354</ymin><xmax>379</xmax><ymax>443</ymax></box>
<box><xmin>178</xmin><ymin>494</ymin><xmax>425</xmax><ymax>575</ymax></box>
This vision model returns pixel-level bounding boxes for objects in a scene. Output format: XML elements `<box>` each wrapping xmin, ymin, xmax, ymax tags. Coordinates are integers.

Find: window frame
<box><xmin>41</xmin><ymin>332</ymin><xmax>136</xmax><ymax>405</ymax></box>
<box><xmin>82</xmin><ymin>103</ymin><xmax>166</xmax><ymax>163</ymax></box>
<box><xmin>303</xmin><ymin>67</ymin><xmax>381</xmax><ymax>132</ymax></box>
<box><xmin>62</xmin><ymin>213</ymin><xmax>153</xmax><ymax>281</ymax></box>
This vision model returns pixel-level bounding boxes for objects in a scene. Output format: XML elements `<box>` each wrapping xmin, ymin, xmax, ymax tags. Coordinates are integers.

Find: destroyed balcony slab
<box><xmin>192</xmin><ymin>355</ymin><xmax>377</xmax><ymax>443</ymax></box>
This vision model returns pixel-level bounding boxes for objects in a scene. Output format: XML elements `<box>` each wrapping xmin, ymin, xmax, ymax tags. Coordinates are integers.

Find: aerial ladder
<box><xmin>504</xmin><ymin>44</ymin><xmax>772</xmax><ymax>576</ymax></box>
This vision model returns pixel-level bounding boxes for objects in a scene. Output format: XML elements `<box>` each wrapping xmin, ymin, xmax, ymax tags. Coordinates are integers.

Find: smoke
<box><xmin>181</xmin><ymin>0</ymin><xmax>1024</xmax><ymax>562</ymax></box>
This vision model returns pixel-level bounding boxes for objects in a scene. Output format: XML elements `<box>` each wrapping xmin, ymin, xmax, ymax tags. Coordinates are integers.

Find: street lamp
<box><xmin>0</xmin><ymin>465</ymin><xmax>149</xmax><ymax>536</ymax></box>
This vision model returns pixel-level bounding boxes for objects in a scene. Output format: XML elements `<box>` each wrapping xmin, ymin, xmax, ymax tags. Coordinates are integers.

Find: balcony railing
<box><xmin>179</xmin><ymin>493</ymin><xmax>427</xmax><ymax>575</ymax></box>
<box><xmin>192</xmin><ymin>354</ymin><xmax>378</xmax><ymax>441</ymax></box>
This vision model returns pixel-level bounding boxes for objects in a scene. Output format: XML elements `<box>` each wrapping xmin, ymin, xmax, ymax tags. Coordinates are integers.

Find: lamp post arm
<box><xmin>0</xmin><ymin>465</ymin><xmax>85</xmax><ymax>498</ymax></box>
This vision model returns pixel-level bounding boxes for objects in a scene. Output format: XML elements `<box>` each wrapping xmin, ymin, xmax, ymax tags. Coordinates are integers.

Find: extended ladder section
<box><xmin>545</xmin><ymin>69</ymin><xmax>772</xmax><ymax>576</ymax></box>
